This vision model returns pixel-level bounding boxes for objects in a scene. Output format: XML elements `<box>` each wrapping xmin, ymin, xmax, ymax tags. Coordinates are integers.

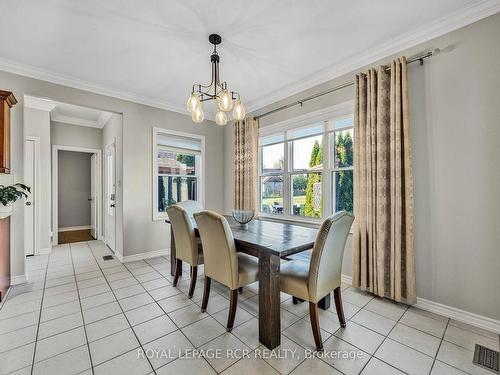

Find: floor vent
<box><xmin>102</xmin><ymin>255</ymin><xmax>114</xmax><ymax>261</ymax></box>
<box><xmin>473</xmin><ymin>344</ymin><xmax>499</xmax><ymax>374</ymax></box>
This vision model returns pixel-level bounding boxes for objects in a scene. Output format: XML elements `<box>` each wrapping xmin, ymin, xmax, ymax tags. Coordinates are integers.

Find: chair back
<box><xmin>194</xmin><ymin>210</ymin><xmax>239</xmax><ymax>289</ymax></box>
<box><xmin>308</xmin><ymin>211</ymin><xmax>354</xmax><ymax>302</ymax></box>
<box><xmin>176</xmin><ymin>200</ymin><xmax>203</xmax><ymax>217</ymax></box>
<box><xmin>166</xmin><ymin>205</ymin><xmax>199</xmax><ymax>265</ymax></box>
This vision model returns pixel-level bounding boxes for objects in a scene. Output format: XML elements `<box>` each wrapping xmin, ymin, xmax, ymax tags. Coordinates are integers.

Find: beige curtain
<box><xmin>352</xmin><ymin>56</ymin><xmax>416</xmax><ymax>304</ymax></box>
<box><xmin>233</xmin><ymin>117</ymin><xmax>259</xmax><ymax>212</ymax></box>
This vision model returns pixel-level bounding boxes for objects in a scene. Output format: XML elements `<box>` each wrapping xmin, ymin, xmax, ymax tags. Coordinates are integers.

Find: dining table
<box><xmin>165</xmin><ymin>215</ymin><xmax>330</xmax><ymax>350</ymax></box>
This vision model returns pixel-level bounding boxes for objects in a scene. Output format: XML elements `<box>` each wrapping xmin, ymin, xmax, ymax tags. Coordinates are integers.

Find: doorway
<box><xmin>52</xmin><ymin>146</ymin><xmax>102</xmax><ymax>245</ymax></box>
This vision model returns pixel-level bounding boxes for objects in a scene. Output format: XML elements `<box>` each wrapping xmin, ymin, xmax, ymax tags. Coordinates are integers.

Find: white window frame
<box><xmin>258</xmin><ymin>101</ymin><xmax>353</xmax><ymax>225</ymax></box>
<box><xmin>152</xmin><ymin>127</ymin><xmax>205</xmax><ymax>221</ymax></box>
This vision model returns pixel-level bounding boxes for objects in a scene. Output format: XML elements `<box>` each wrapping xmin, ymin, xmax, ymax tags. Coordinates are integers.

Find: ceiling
<box><xmin>25</xmin><ymin>95</ymin><xmax>112</xmax><ymax>128</ymax></box>
<box><xmin>1</xmin><ymin>1</ymin><xmax>498</xmax><ymax>118</ymax></box>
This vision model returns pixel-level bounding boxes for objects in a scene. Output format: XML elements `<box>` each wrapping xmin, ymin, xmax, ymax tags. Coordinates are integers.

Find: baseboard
<box><xmin>416</xmin><ymin>297</ymin><xmax>500</xmax><ymax>334</ymax></box>
<box><xmin>38</xmin><ymin>247</ymin><xmax>52</xmax><ymax>255</ymax></box>
<box><xmin>10</xmin><ymin>274</ymin><xmax>27</xmax><ymax>285</ymax></box>
<box><xmin>341</xmin><ymin>274</ymin><xmax>353</xmax><ymax>285</ymax></box>
<box><xmin>58</xmin><ymin>225</ymin><xmax>91</xmax><ymax>232</ymax></box>
<box><xmin>116</xmin><ymin>249</ymin><xmax>169</xmax><ymax>263</ymax></box>
<box><xmin>341</xmin><ymin>273</ymin><xmax>500</xmax><ymax>334</ymax></box>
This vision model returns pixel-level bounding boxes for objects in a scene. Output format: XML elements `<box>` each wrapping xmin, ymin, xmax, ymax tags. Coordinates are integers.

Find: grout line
<box><xmin>84</xmin><ymin>241</ymin><xmax>157</xmax><ymax>374</ymax></box>
<box><xmin>429</xmin><ymin>318</ymin><xmax>450</xmax><ymax>374</ymax></box>
<box><xmin>29</xmin><ymin>250</ymin><xmax>50</xmax><ymax>375</ymax></box>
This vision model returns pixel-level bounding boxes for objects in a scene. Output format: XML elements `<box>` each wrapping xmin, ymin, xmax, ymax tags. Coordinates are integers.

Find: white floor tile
<box><xmin>375</xmin><ymin>338</ymin><xmax>434</xmax><ymax>375</ymax></box>
<box><xmin>335</xmin><ymin>321</ymin><xmax>385</xmax><ymax>354</ymax></box>
<box><xmin>89</xmin><ymin>328</ymin><xmax>139</xmax><ymax>365</ymax></box>
<box><xmin>322</xmin><ymin>337</ymin><xmax>370</xmax><ymax>375</ymax></box>
<box><xmin>361</xmin><ymin>357</ymin><xmax>405</xmax><ymax>374</ymax></box>
<box><xmin>93</xmin><ymin>348</ymin><xmax>153</xmax><ymax>375</ymax></box>
<box><xmin>351</xmin><ymin>309</ymin><xmax>396</xmax><ymax>335</ymax></box>
<box><xmin>133</xmin><ymin>315</ymin><xmax>178</xmax><ymax>344</ymax></box>
<box><xmin>181</xmin><ymin>316</ymin><xmax>227</xmax><ymax>347</ymax></box>
<box><xmin>32</xmin><ymin>345</ymin><xmax>91</xmax><ymax>375</ymax></box>
<box><xmin>38</xmin><ymin>311</ymin><xmax>83</xmax><ymax>340</ymax></box>
<box><xmin>156</xmin><ymin>356</ymin><xmax>216</xmax><ymax>375</ymax></box>
<box><xmin>199</xmin><ymin>332</ymin><xmax>250</xmax><ymax>372</ymax></box>
<box><xmin>85</xmin><ymin>313</ymin><xmax>130</xmax><ymax>342</ymax></box>
<box><xmin>389</xmin><ymin>323</ymin><xmax>442</xmax><ymax>357</ymax></box>
<box><xmin>143</xmin><ymin>330</ymin><xmax>194</xmax><ymax>369</ymax></box>
<box><xmin>34</xmin><ymin>326</ymin><xmax>87</xmax><ymax>362</ymax></box>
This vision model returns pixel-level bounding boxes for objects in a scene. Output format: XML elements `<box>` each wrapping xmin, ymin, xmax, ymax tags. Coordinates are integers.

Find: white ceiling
<box><xmin>1</xmin><ymin>1</ymin><xmax>498</xmax><ymax>118</ymax></box>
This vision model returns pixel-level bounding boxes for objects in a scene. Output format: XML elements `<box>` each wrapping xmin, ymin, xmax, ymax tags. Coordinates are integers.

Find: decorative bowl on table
<box><xmin>232</xmin><ymin>209</ymin><xmax>255</xmax><ymax>228</ymax></box>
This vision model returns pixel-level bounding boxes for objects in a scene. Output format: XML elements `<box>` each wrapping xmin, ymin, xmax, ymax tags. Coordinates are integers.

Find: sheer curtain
<box><xmin>233</xmin><ymin>117</ymin><xmax>259</xmax><ymax>212</ymax></box>
<box><xmin>352</xmin><ymin>57</ymin><xmax>416</xmax><ymax>304</ymax></box>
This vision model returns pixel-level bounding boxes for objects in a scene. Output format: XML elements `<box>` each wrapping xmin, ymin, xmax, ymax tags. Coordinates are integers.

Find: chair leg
<box><xmin>238</xmin><ymin>287</ymin><xmax>243</xmax><ymax>294</ymax></box>
<box><xmin>227</xmin><ymin>289</ymin><xmax>238</xmax><ymax>332</ymax></box>
<box><xmin>309</xmin><ymin>302</ymin><xmax>323</xmax><ymax>351</ymax></box>
<box><xmin>201</xmin><ymin>276</ymin><xmax>211</xmax><ymax>312</ymax></box>
<box><xmin>188</xmin><ymin>266</ymin><xmax>197</xmax><ymax>298</ymax></box>
<box><xmin>334</xmin><ymin>287</ymin><xmax>346</xmax><ymax>327</ymax></box>
<box><xmin>293</xmin><ymin>296</ymin><xmax>304</xmax><ymax>304</ymax></box>
<box><xmin>172</xmin><ymin>259</ymin><xmax>182</xmax><ymax>287</ymax></box>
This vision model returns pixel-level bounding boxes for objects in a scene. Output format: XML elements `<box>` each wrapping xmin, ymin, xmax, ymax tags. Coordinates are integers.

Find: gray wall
<box><xmin>224</xmin><ymin>13</ymin><xmax>500</xmax><ymax>320</ymax></box>
<box><xmin>51</xmin><ymin>122</ymin><xmax>102</xmax><ymax>149</ymax></box>
<box><xmin>57</xmin><ymin>151</ymin><xmax>91</xmax><ymax>228</ymax></box>
<box><xmin>4</xmin><ymin>69</ymin><xmax>223</xmax><ymax>280</ymax></box>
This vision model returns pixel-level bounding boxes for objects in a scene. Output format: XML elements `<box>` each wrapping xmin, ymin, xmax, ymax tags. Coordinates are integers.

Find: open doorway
<box><xmin>52</xmin><ymin>147</ymin><xmax>101</xmax><ymax>245</ymax></box>
<box><xmin>23</xmin><ymin>95</ymin><xmax>123</xmax><ymax>257</ymax></box>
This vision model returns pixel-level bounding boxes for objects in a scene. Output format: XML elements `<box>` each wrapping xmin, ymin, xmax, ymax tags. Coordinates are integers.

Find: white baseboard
<box><xmin>341</xmin><ymin>274</ymin><xmax>353</xmax><ymax>285</ymax></box>
<box><xmin>38</xmin><ymin>247</ymin><xmax>52</xmax><ymax>255</ymax></box>
<box><xmin>116</xmin><ymin>249</ymin><xmax>169</xmax><ymax>263</ymax></box>
<box><xmin>416</xmin><ymin>297</ymin><xmax>500</xmax><ymax>334</ymax></box>
<box><xmin>10</xmin><ymin>274</ymin><xmax>27</xmax><ymax>285</ymax></box>
<box><xmin>58</xmin><ymin>225</ymin><xmax>91</xmax><ymax>232</ymax></box>
<box><xmin>341</xmin><ymin>273</ymin><xmax>500</xmax><ymax>334</ymax></box>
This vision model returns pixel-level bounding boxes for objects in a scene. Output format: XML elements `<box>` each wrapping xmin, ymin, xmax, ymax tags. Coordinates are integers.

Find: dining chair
<box><xmin>279</xmin><ymin>211</ymin><xmax>354</xmax><ymax>351</ymax></box>
<box><xmin>193</xmin><ymin>210</ymin><xmax>259</xmax><ymax>331</ymax></box>
<box><xmin>166</xmin><ymin>201</ymin><xmax>203</xmax><ymax>298</ymax></box>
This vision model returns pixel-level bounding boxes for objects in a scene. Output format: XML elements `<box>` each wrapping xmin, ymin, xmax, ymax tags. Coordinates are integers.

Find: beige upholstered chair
<box><xmin>280</xmin><ymin>211</ymin><xmax>354</xmax><ymax>351</ymax></box>
<box><xmin>166</xmin><ymin>201</ymin><xmax>203</xmax><ymax>298</ymax></box>
<box><xmin>193</xmin><ymin>210</ymin><xmax>259</xmax><ymax>331</ymax></box>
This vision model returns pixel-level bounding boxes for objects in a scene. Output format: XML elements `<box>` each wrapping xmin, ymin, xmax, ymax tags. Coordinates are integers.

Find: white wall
<box><xmin>24</xmin><ymin>107</ymin><xmax>52</xmax><ymax>253</ymax></box>
<box><xmin>224</xmin><ymin>13</ymin><xmax>500</xmax><ymax>321</ymax></box>
<box><xmin>51</xmin><ymin>122</ymin><xmax>102</xmax><ymax>149</ymax></box>
<box><xmin>3</xmin><ymin>69</ymin><xmax>224</xmax><ymax>280</ymax></box>
<box><xmin>57</xmin><ymin>151</ymin><xmax>91</xmax><ymax>228</ymax></box>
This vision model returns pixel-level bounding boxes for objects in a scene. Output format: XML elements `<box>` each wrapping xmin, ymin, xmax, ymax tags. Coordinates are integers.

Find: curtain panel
<box><xmin>233</xmin><ymin>117</ymin><xmax>259</xmax><ymax>212</ymax></box>
<box><xmin>352</xmin><ymin>56</ymin><xmax>416</xmax><ymax>304</ymax></box>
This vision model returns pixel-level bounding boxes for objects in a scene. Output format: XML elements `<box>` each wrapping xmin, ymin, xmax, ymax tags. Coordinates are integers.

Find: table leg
<box><xmin>258</xmin><ymin>252</ymin><xmax>281</xmax><ymax>349</ymax></box>
<box><xmin>318</xmin><ymin>292</ymin><xmax>331</xmax><ymax>310</ymax></box>
<box><xmin>170</xmin><ymin>227</ymin><xmax>178</xmax><ymax>277</ymax></box>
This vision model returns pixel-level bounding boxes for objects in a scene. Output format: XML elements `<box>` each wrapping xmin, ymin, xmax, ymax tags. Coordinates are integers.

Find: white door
<box><xmin>24</xmin><ymin>139</ymin><xmax>36</xmax><ymax>256</ymax></box>
<box><xmin>90</xmin><ymin>153</ymin><xmax>97</xmax><ymax>239</ymax></box>
<box><xmin>105</xmin><ymin>143</ymin><xmax>116</xmax><ymax>251</ymax></box>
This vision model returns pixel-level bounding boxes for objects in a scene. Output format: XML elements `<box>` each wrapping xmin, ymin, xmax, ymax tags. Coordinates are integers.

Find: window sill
<box><xmin>257</xmin><ymin>213</ymin><xmax>354</xmax><ymax>234</ymax></box>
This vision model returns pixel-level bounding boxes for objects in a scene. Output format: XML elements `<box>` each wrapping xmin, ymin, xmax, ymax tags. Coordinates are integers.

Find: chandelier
<box><xmin>187</xmin><ymin>34</ymin><xmax>246</xmax><ymax>125</ymax></box>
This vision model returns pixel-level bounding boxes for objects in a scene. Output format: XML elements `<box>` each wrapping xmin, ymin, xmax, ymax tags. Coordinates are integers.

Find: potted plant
<box><xmin>0</xmin><ymin>183</ymin><xmax>30</xmax><ymax>219</ymax></box>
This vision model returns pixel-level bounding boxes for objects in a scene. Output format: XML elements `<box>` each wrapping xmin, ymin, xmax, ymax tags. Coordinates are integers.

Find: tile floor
<box><xmin>0</xmin><ymin>240</ymin><xmax>498</xmax><ymax>375</ymax></box>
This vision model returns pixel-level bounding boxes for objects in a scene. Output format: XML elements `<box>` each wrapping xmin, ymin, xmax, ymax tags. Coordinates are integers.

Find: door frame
<box><xmin>24</xmin><ymin>136</ymin><xmax>40</xmax><ymax>256</ymax></box>
<box><xmin>52</xmin><ymin>145</ymin><xmax>102</xmax><ymax>246</ymax></box>
<box><xmin>103</xmin><ymin>139</ymin><xmax>116</xmax><ymax>251</ymax></box>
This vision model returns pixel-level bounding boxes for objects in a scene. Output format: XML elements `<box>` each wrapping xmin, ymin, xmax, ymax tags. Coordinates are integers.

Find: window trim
<box><xmin>152</xmin><ymin>127</ymin><xmax>205</xmax><ymax>221</ymax></box>
<box><xmin>258</xmin><ymin>101</ymin><xmax>353</xmax><ymax>224</ymax></box>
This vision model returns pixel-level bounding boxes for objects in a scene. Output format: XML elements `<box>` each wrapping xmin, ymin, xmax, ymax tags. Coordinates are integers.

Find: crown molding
<box><xmin>1</xmin><ymin>1</ymin><xmax>498</xmax><ymax>118</ymax></box>
<box><xmin>247</xmin><ymin>0</ymin><xmax>500</xmax><ymax>114</ymax></box>
<box><xmin>0</xmin><ymin>57</ymin><xmax>189</xmax><ymax>116</ymax></box>
<box><xmin>97</xmin><ymin>111</ymin><xmax>113</xmax><ymax>128</ymax></box>
<box><xmin>24</xmin><ymin>95</ymin><xmax>58</xmax><ymax>111</ymax></box>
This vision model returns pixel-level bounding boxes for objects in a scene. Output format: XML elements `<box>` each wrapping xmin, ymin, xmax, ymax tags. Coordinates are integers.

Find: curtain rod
<box><xmin>255</xmin><ymin>49</ymin><xmax>438</xmax><ymax>120</ymax></box>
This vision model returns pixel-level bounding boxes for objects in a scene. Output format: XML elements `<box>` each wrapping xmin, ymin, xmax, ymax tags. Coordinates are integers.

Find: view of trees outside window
<box><xmin>259</xmin><ymin>118</ymin><xmax>353</xmax><ymax>219</ymax></box>
<box><xmin>157</xmin><ymin>150</ymin><xmax>198</xmax><ymax>212</ymax></box>
<box><xmin>333</xmin><ymin>129</ymin><xmax>353</xmax><ymax>213</ymax></box>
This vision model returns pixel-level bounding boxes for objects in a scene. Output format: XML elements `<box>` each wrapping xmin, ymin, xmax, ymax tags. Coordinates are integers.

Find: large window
<box><xmin>258</xmin><ymin>103</ymin><xmax>353</xmax><ymax>222</ymax></box>
<box><xmin>153</xmin><ymin>129</ymin><xmax>204</xmax><ymax>220</ymax></box>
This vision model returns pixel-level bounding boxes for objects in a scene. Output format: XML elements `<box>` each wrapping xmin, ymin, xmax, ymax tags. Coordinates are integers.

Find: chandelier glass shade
<box><xmin>187</xmin><ymin>34</ymin><xmax>246</xmax><ymax>125</ymax></box>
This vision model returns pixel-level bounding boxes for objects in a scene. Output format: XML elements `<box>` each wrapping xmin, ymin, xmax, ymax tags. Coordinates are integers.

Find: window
<box><xmin>258</xmin><ymin>103</ymin><xmax>354</xmax><ymax>223</ymax></box>
<box><xmin>153</xmin><ymin>128</ymin><xmax>204</xmax><ymax>220</ymax></box>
